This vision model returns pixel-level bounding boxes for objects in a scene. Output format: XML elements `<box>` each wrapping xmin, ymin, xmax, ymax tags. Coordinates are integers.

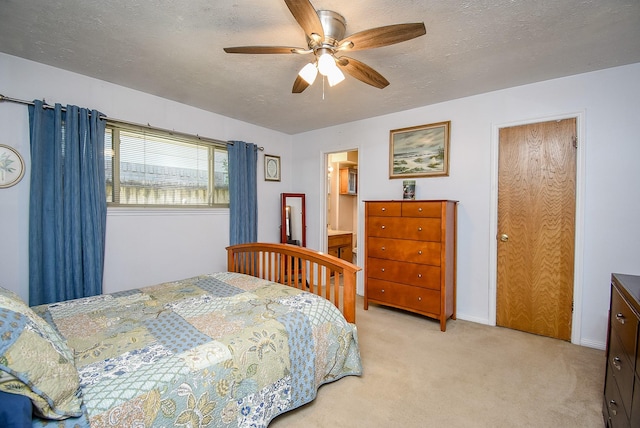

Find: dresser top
<box><xmin>612</xmin><ymin>273</ymin><xmax>640</xmax><ymax>313</ymax></box>
<box><xmin>327</xmin><ymin>229</ymin><xmax>352</xmax><ymax>236</ymax></box>
<box><xmin>363</xmin><ymin>199</ymin><xmax>458</xmax><ymax>203</ymax></box>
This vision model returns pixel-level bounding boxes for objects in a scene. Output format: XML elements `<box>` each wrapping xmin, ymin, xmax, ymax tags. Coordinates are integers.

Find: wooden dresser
<box><xmin>604</xmin><ymin>273</ymin><xmax>640</xmax><ymax>428</ymax></box>
<box><xmin>364</xmin><ymin>200</ymin><xmax>457</xmax><ymax>331</ymax></box>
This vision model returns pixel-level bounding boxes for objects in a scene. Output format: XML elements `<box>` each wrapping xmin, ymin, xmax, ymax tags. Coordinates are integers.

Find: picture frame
<box><xmin>264</xmin><ymin>154</ymin><xmax>281</xmax><ymax>181</ymax></box>
<box><xmin>0</xmin><ymin>144</ymin><xmax>25</xmax><ymax>188</ymax></box>
<box><xmin>389</xmin><ymin>121</ymin><xmax>451</xmax><ymax>178</ymax></box>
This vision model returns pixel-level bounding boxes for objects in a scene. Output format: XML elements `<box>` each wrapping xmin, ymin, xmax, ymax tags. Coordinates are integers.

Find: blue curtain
<box><xmin>227</xmin><ymin>140</ymin><xmax>258</xmax><ymax>245</ymax></box>
<box><xmin>28</xmin><ymin>101</ymin><xmax>107</xmax><ymax>306</ymax></box>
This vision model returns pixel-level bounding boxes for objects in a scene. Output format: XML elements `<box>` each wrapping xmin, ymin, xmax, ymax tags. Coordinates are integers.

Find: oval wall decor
<box><xmin>0</xmin><ymin>144</ymin><xmax>25</xmax><ymax>188</ymax></box>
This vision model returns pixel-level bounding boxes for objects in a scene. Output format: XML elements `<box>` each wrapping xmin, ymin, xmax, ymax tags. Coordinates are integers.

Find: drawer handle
<box><xmin>612</xmin><ymin>356</ymin><xmax>622</xmax><ymax>371</ymax></box>
<box><xmin>418</xmin><ymin>227</ymin><xmax>422</xmax><ymax>231</ymax></box>
<box><xmin>418</xmin><ymin>250</ymin><xmax>422</xmax><ymax>255</ymax></box>
<box><xmin>381</xmin><ymin>289</ymin><xmax>385</xmax><ymax>293</ymax></box>
<box><xmin>418</xmin><ymin>297</ymin><xmax>422</xmax><ymax>301</ymax></box>
<box><xmin>381</xmin><ymin>225</ymin><xmax>386</xmax><ymax>229</ymax></box>
<box><xmin>418</xmin><ymin>273</ymin><xmax>422</xmax><ymax>278</ymax></box>
<box><xmin>381</xmin><ymin>246</ymin><xmax>386</xmax><ymax>251</ymax></box>
<box><xmin>381</xmin><ymin>207</ymin><xmax>386</xmax><ymax>212</ymax></box>
<box><xmin>381</xmin><ymin>268</ymin><xmax>385</xmax><ymax>272</ymax></box>
<box><xmin>418</xmin><ymin>208</ymin><xmax>423</xmax><ymax>212</ymax></box>
<box><xmin>608</xmin><ymin>399</ymin><xmax>618</xmax><ymax>416</ymax></box>
<box><xmin>616</xmin><ymin>313</ymin><xmax>626</xmax><ymax>324</ymax></box>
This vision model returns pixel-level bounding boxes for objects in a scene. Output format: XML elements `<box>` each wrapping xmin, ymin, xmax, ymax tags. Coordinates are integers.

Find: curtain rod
<box><xmin>0</xmin><ymin>94</ymin><xmax>264</xmax><ymax>151</ymax></box>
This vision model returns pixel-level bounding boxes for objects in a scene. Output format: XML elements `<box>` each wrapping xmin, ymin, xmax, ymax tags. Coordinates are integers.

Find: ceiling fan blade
<box><xmin>224</xmin><ymin>46</ymin><xmax>310</xmax><ymax>54</ymax></box>
<box><xmin>337</xmin><ymin>57</ymin><xmax>389</xmax><ymax>89</ymax></box>
<box><xmin>338</xmin><ymin>23</ymin><xmax>426</xmax><ymax>51</ymax></box>
<box><xmin>292</xmin><ymin>74</ymin><xmax>310</xmax><ymax>93</ymax></box>
<box><xmin>284</xmin><ymin>0</ymin><xmax>324</xmax><ymax>40</ymax></box>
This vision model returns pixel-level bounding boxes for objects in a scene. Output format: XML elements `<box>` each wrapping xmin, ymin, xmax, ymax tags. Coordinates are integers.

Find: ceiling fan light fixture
<box><xmin>327</xmin><ymin>67</ymin><xmax>345</xmax><ymax>87</ymax></box>
<box><xmin>316</xmin><ymin>49</ymin><xmax>344</xmax><ymax>86</ymax></box>
<box><xmin>317</xmin><ymin>51</ymin><xmax>336</xmax><ymax>76</ymax></box>
<box><xmin>298</xmin><ymin>62</ymin><xmax>318</xmax><ymax>84</ymax></box>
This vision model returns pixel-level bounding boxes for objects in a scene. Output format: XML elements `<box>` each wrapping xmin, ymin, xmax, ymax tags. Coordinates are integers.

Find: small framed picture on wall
<box><xmin>264</xmin><ymin>154</ymin><xmax>281</xmax><ymax>181</ymax></box>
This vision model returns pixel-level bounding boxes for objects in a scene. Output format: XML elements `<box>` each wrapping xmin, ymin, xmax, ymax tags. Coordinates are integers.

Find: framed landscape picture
<box><xmin>389</xmin><ymin>121</ymin><xmax>451</xmax><ymax>178</ymax></box>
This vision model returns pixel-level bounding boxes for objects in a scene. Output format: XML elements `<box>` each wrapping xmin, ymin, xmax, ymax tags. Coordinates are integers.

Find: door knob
<box><xmin>499</xmin><ymin>234</ymin><xmax>509</xmax><ymax>242</ymax></box>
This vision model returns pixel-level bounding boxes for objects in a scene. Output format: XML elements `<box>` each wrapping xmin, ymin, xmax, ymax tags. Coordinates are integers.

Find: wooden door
<box><xmin>496</xmin><ymin>118</ymin><xmax>576</xmax><ymax>340</ymax></box>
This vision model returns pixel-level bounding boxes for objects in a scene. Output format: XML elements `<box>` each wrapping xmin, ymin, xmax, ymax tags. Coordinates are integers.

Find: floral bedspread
<box><xmin>32</xmin><ymin>272</ymin><xmax>362</xmax><ymax>427</ymax></box>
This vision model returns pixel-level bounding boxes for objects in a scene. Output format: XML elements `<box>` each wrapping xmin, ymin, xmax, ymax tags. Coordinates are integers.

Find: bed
<box><xmin>0</xmin><ymin>243</ymin><xmax>362</xmax><ymax>428</ymax></box>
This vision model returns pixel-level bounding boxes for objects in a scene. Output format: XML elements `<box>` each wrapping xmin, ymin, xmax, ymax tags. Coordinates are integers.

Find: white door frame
<box><xmin>488</xmin><ymin>111</ymin><xmax>586</xmax><ymax>345</ymax></box>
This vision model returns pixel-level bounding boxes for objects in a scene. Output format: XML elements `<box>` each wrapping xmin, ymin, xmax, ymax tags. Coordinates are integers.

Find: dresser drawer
<box><xmin>367</xmin><ymin>278</ymin><xmax>440</xmax><ymax>315</ymax></box>
<box><xmin>367</xmin><ymin>217</ymin><xmax>441</xmax><ymax>241</ymax></box>
<box><xmin>328</xmin><ymin>233</ymin><xmax>352</xmax><ymax>247</ymax></box>
<box><xmin>367</xmin><ymin>237</ymin><xmax>441</xmax><ymax>265</ymax></box>
<box><xmin>605</xmin><ymin>372</ymin><xmax>631</xmax><ymax>428</ymax></box>
<box><xmin>610</xmin><ymin>286</ymin><xmax>639</xmax><ymax>366</ymax></box>
<box><xmin>609</xmin><ymin>332</ymin><xmax>635</xmax><ymax>417</ymax></box>
<box><xmin>367</xmin><ymin>257</ymin><xmax>440</xmax><ymax>290</ymax></box>
<box><xmin>401</xmin><ymin>201</ymin><xmax>443</xmax><ymax>218</ymax></box>
<box><xmin>367</xmin><ymin>201</ymin><xmax>401</xmax><ymax>217</ymax></box>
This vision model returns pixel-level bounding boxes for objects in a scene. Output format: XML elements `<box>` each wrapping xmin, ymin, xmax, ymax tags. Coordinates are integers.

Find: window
<box><xmin>105</xmin><ymin>123</ymin><xmax>229</xmax><ymax>207</ymax></box>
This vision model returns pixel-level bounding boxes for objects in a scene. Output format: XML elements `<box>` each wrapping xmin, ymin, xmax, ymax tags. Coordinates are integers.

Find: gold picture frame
<box><xmin>264</xmin><ymin>154</ymin><xmax>281</xmax><ymax>181</ymax></box>
<box><xmin>0</xmin><ymin>144</ymin><xmax>25</xmax><ymax>188</ymax></box>
<box><xmin>389</xmin><ymin>121</ymin><xmax>451</xmax><ymax>178</ymax></box>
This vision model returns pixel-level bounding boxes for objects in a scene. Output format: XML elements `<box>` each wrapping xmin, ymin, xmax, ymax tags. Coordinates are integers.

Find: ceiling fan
<box><xmin>223</xmin><ymin>0</ymin><xmax>426</xmax><ymax>93</ymax></box>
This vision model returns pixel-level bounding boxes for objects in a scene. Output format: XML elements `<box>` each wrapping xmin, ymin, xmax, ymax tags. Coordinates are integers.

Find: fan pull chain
<box><xmin>322</xmin><ymin>75</ymin><xmax>325</xmax><ymax>100</ymax></box>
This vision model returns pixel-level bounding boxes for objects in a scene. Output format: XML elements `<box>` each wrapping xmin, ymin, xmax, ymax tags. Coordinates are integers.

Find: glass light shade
<box><xmin>327</xmin><ymin>67</ymin><xmax>345</xmax><ymax>87</ymax></box>
<box><xmin>298</xmin><ymin>62</ymin><xmax>318</xmax><ymax>85</ymax></box>
<box><xmin>317</xmin><ymin>52</ymin><xmax>336</xmax><ymax>76</ymax></box>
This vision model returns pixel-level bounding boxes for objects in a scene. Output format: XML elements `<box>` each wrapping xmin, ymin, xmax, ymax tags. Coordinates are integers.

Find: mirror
<box><xmin>281</xmin><ymin>193</ymin><xmax>306</xmax><ymax>247</ymax></box>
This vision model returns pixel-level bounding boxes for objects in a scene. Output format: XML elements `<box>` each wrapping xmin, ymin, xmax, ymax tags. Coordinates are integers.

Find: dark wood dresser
<box><xmin>604</xmin><ymin>273</ymin><xmax>640</xmax><ymax>427</ymax></box>
<box><xmin>363</xmin><ymin>200</ymin><xmax>457</xmax><ymax>331</ymax></box>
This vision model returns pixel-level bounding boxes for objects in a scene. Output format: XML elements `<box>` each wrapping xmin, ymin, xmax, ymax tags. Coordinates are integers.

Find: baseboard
<box><xmin>454</xmin><ymin>313</ymin><xmax>491</xmax><ymax>325</ymax></box>
<box><xmin>456</xmin><ymin>313</ymin><xmax>606</xmax><ymax>350</ymax></box>
<box><xmin>580</xmin><ymin>338</ymin><xmax>606</xmax><ymax>350</ymax></box>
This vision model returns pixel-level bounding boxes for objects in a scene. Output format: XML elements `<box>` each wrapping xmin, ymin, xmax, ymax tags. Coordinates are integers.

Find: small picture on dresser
<box><xmin>389</xmin><ymin>121</ymin><xmax>450</xmax><ymax>178</ymax></box>
<box><xmin>403</xmin><ymin>180</ymin><xmax>416</xmax><ymax>199</ymax></box>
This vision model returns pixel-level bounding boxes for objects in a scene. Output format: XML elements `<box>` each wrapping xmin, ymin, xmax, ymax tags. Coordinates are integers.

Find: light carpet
<box><xmin>270</xmin><ymin>296</ymin><xmax>605</xmax><ymax>428</ymax></box>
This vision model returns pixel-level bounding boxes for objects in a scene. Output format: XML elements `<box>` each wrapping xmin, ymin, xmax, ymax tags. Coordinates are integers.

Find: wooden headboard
<box><xmin>226</xmin><ymin>242</ymin><xmax>360</xmax><ymax>323</ymax></box>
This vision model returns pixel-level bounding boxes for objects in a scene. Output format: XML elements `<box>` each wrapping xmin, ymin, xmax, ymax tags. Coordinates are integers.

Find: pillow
<box><xmin>0</xmin><ymin>286</ymin><xmax>82</xmax><ymax>420</ymax></box>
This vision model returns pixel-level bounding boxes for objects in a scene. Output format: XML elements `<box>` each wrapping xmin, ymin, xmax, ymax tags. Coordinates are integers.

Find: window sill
<box><xmin>107</xmin><ymin>207</ymin><xmax>229</xmax><ymax>216</ymax></box>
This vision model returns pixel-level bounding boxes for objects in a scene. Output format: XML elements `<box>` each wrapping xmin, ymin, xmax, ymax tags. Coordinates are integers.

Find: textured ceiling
<box><xmin>1</xmin><ymin>0</ymin><xmax>639</xmax><ymax>135</ymax></box>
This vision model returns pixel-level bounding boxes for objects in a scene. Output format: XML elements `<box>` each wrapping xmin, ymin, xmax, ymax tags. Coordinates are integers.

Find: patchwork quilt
<box><xmin>31</xmin><ymin>272</ymin><xmax>362</xmax><ymax>427</ymax></box>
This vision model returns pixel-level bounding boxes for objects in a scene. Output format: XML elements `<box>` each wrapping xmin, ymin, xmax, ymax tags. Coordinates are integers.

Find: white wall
<box><xmin>0</xmin><ymin>53</ymin><xmax>291</xmax><ymax>301</ymax></box>
<box><xmin>290</xmin><ymin>62</ymin><xmax>640</xmax><ymax>349</ymax></box>
<box><xmin>2</xmin><ymin>51</ymin><xmax>638</xmax><ymax>349</ymax></box>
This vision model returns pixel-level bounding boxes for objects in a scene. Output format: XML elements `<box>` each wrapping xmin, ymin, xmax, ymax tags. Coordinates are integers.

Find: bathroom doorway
<box><xmin>326</xmin><ymin>150</ymin><xmax>358</xmax><ymax>266</ymax></box>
